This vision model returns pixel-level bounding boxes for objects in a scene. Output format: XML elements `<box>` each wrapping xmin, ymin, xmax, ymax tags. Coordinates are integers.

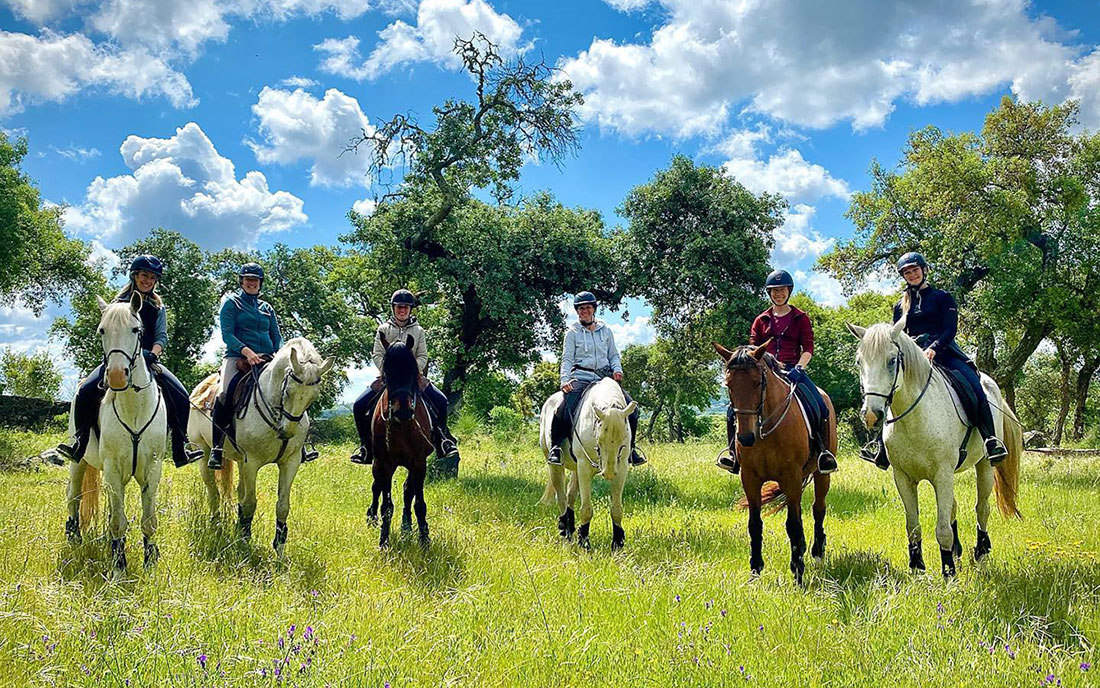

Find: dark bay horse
<box><xmin>368</xmin><ymin>334</ymin><xmax>434</xmax><ymax>548</ymax></box>
<box><xmin>713</xmin><ymin>342</ymin><xmax>837</xmax><ymax>585</ymax></box>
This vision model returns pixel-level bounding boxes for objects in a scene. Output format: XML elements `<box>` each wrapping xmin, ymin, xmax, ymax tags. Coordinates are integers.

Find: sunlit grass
<box><xmin>0</xmin><ymin>434</ymin><xmax>1096</xmax><ymax>687</ymax></box>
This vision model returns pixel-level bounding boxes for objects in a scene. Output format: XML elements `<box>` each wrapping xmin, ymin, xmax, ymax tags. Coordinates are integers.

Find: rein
<box><xmin>726</xmin><ymin>360</ymin><xmax>798</xmax><ymax>441</ymax></box>
<box><xmin>861</xmin><ymin>341</ymin><xmax>935</xmax><ymax>426</ymax></box>
<box><xmin>248</xmin><ymin>358</ymin><xmax>321</xmax><ymax>462</ymax></box>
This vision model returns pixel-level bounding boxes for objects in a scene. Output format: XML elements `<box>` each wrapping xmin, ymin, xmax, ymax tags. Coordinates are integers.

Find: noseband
<box><xmin>860</xmin><ymin>341</ymin><xmax>934</xmax><ymax>426</ymax></box>
<box><xmin>100</xmin><ymin>324</ymin><xmax>154</xmax><ymax>392</ymax></box>
<box><xmin>726</xmin><ymin>359</ymin><xmax>797</xmax><ymax>440</ymax></box>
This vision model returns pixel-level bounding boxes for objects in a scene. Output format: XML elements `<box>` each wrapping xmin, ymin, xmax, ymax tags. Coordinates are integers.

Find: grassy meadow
<box><xmin>0</xmin><ymin>430</ymin><xmax>1097</xmax><ymax>687</ymax></box>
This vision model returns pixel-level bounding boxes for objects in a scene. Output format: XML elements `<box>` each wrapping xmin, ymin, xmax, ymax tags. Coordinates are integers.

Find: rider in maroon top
<box><xmin>717</xmin><ymin>270</ymin><xmax>838</xmax><ymax>475</ymax></box>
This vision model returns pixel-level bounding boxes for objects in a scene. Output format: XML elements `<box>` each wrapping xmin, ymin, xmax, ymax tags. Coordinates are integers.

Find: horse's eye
<box><xmin>98</xmin><ymin>328</ymin><xmax>104</xmax><ymax>335</ymax></box>
<box><xmin>132</xmin><ymin>327</ymin><xmax>140</xmax><ymax>333</ymax></box>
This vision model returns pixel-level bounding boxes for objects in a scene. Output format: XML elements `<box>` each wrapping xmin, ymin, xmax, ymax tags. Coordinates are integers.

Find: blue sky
<box><xmin>2</xmin><ymin>0</ymin><xmax>1099</xmax><ymax>398</ymax></box>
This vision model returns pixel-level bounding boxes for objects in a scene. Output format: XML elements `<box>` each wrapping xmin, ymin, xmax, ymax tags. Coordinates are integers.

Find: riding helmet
<box><xmin>391</xmin><ymin>289</ymin><xmax>417</xmax><ymax>307</ymax></box>
<box><xmin>238</xmin><ymin>262</ymin><xmax>265</xmax><ymax>281</ymax></box>
<box><xmin>896</xmin><ymin>252</ymin><xmax>928</xmax><ymax>275</ymax></box>
<box><xmin>573</xmin><ymin>291</ymin><xmax>597</xmax><ymax>309</ymax></box>
<box><xmin>765</xmin><ymin>269</ymin><xmax>794</xmax><ymax>292</ymax></box>
<box><xmin>129</xmin><ymin>254</ymin><xmax>164</xmax><ymax>278</ymax></box>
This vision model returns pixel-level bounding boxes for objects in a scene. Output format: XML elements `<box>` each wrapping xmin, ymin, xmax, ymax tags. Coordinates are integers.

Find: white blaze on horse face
<box><xmin>99</xmin><ymin>301</ymin><xmax>143</xmax><ymax>391</ymax></box>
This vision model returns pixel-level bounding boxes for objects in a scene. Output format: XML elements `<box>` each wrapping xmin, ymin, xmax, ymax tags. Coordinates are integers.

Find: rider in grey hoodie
<box><xmin>547</xmin><ymin>291</ymin><xmax>646</xmax><ymax>466</ymax></box>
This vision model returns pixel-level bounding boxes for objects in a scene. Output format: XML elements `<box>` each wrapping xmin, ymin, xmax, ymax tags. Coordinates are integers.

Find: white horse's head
<box><xmin>271</xmin><ymin>338</ymin><xmax>335</xmax><ymax>433</ymax></box>
<box><xmin>97</xmin><ymin>293</ymin><xmax>145</xmax><ymax>391</ymax></box>
<box><xmin>589</xmin><ymin>380</ymin><xmax>636</xmax><ymax>481</ymax></box>
<box><xmin>847</xmin><ymin>318</ymin><xmax>910</xmax><ymax>429</ymax></box>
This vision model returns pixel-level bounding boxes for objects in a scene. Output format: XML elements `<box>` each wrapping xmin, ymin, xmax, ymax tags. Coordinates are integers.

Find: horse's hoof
<box><xmin>65</xmin><ymin>517</ymin><xmax>81</xmax><ymax>544</ymax></box>
<box><xmin>811</xmin><ymin>554</ymin><xmax>824</xmax><ymax>564</ymax></box>
<box><xmin>577</xmin><ymin>538</ymin><xmax>591</xmax><ymax>551</ymax></box>
<box><xmin>401</xmin><ymin>519</ymin><xmax>413</xmax><ymax>533</ymax></box>
<box><xmin>143</xmin><ymin>543</ymin><xmax>160</xmax><ymax>568</ymax></box>
<box><xmin>418</xmin><ymin>533</ymin><xmax>430</xmax><ymax>548</ymax></box>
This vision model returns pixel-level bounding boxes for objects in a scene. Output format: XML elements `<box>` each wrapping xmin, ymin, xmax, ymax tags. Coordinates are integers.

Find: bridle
<box><xmin>860</xmin><ymin>341</ymin><xmax>934</xmax><ymax>426</ymax></box>
<box><xmin>99</xmin><ymin>320</ymin><xmax>154</xmax><ymax>393</ymax></box>
<box><xmin>726</xmin><ymin>358</ymin><xmax>797</xmax><ymax>440</ymax></box>
<box><xmin>254</xmin><ymin>363</ymin><xmax>322</xmax><ymax>437</ymax></box>
<box><xmin>100</xmin><ymin>313</ymin><xmax>161</xmax><ymax>476</ymax></box>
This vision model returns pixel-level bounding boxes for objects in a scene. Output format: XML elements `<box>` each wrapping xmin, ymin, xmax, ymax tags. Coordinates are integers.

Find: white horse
<box><xmin>847</xmin><ymin>319</ymin><xmax>1022</xmax><ymax>577</ymax></box>
<box><xmin>65</xmin><ymin>294</ymin><xmax>169</xmax><ymax>576</ymax></box>
<box><xmin>539</xmin><ymin>378</ymin><xmax>637</xmax><ymax>550</ymax></box>
<box><xmin>188</xmin><ymin>338</ymin><xmax>333</xmax><ymax>558</ymax></box>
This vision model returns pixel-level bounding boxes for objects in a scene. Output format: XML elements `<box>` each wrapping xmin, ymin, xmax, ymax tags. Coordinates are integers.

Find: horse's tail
<box><xmin>737</xmin><ymin>481</ymin><xmax>788</xmax><ymax>514</ymax></box>
<box><xmin>540</xmin><ymin>474</ymin><xmax>557</xmax><ymax>506</ymax></box>
<box><xmin>995</xmin><ymin>405</ymin><xmax>1023</xmax><ymax>519</ymax></box>
<box><xmin>80</xmin><ymin>465</ymin><xmax>100</xmax><ymax>528</ymax></box>
<box><xmin>217</xmin><ymin>460</ymin><xmax>235</xmax><ymax>501</ymax></box>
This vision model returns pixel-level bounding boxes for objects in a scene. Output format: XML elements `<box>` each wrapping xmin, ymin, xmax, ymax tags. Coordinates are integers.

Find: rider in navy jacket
<box><xmin>862</xmin><ymin>252</ymin><xmax>1009</xmax><ymax>469</ymax></box>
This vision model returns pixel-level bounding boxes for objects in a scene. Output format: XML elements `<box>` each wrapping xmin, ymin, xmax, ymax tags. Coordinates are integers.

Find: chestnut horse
<box><xmin>368</xmin><ymin>334</ymin><xmax>434</xmax><ymax>548</ymax></box>
<box><xmin>713</xmin><ymin>342</ymin><xmax>837</xmax><ymax>585</ymax></box>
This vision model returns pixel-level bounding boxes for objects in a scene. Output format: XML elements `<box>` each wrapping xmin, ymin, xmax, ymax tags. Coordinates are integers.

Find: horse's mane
<box><xmin>99</xmin><ymin>300</ymin><xmax>139</xmax><ymax>330</ymax></box>
<box><xmin>726</xmin><ymin>346</ymin><xmax>782</xmax><ymax>374</ymax></box>
<box><xmin>860</xmin><ymin>322</ymin><xmax>927</xmax><ymax>384</ymax></box>
<box><xmin>269</xmin><ymin>337</ymin><xmax>323</xmax><ymax>379</ymax></box>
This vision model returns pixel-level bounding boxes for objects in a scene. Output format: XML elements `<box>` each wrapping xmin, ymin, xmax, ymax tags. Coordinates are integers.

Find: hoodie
<box><xmin>559</xmin><ymin>320</ymin><xmax>623</xmax><ymax>386</ymax></box>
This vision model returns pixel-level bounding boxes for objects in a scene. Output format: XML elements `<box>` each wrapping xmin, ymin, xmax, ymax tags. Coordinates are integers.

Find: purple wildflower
<box><xmin>1081</xmin><ymin>663</ymin><xmax>1091</xmax><ymax>672</ymax></box>
<box><xmin>720</xmin><ymin>609</ymin><xmax>727</xmax><ymax>617</ymax></box>
<box><xmin>304</xmin><ymin>626</ymin><xmax>314</xmax><ymax>641</ymax></box>
<box><xmin>1005</xmin><ymin>646</ymin><xmax>1016</xmax><ymax>660</ymax></box>
<box><xmin>674</xmin><ymin>595</ymin><xmax>681</xmax><ymax>603</ymax></box>
<box><xmin>385</xmin><ymin>682</ymin><xmax>391</xmax><ymax>688</ymax></box>
<box><xmin>278</xmin><ymin>636</ymin><xmax>285</xmax><ymax>650</ymax></box>
<box><xmin>758</xmin><ymin>624</ymin><xmax>764</xmax><ymax>631</ymax></box>
<box><xmin>289</xmin><ymin>624</ymin><xmax>296</xmax><ymax>636</ymax></box>
<box><xmin>198</xmin><ymin>654</ymin><xmax>207</xmax><ymax>670</ymax></box>
<box><xmin>936</xmin><ymin>602</ymin><xmax>944</xmax><ymax>615</ymax></box>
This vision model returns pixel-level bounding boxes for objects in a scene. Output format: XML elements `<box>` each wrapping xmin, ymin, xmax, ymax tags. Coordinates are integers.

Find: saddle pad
<box><xmin>190</xmin><ymin>372</ymin><xmax>220</xmax><ymax>411</ymax></box>
<box><xmin>935</xmin><ymin>364</ymin><xmax>973</xmax><ymax>426</ymax></box>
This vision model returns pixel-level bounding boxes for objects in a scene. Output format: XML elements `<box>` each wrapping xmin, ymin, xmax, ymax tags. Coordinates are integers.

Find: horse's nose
<box><xmin>862</xmin><ymin>408</ymin><xmax>879</xmax><ymax>429</ymax></box>
<box><xmin>106</xmin><ymin>368</ymin><xmax>128</xmax><ymax>390</ymax></box>
<box><xmin>395</xmin><ymin>407</ymin><xmax>414</xmax><ymax>421</ymax></box>
<box><xmin>737</xmin><ymin>432</ymin><xmax>756</xmax><ymax>447</ymax></box>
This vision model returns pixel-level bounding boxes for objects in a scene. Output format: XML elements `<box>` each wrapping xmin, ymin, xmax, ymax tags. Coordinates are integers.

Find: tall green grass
<box><xmin>0</xmin><ymin>435</ymin><xmax>1096</xmax><ymax>687</ymax></box>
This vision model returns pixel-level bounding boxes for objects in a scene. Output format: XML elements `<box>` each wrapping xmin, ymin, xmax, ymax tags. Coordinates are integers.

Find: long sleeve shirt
<box><xmin>372</xmin><ymin>317</ymin><xmax>429</xmax><ymax>375</ymax></box>
<box><xmin>893</xmin><ymin>286</ymin><xmax>967</xmax><ymax>359</ymax></box>
<box><xmin>748</xmin><ymin>306</ymin><xmax>813</xmax><ymax>368</ymax></box>
<box><xmin>219</xmin><ymin>291</ymin><xmax>282</xmax><ymax>358</ymax></box>
<box><xmin>559</xmin><ymin>320</ymin><xmax>622</xmax><ymax>386</ymax></box>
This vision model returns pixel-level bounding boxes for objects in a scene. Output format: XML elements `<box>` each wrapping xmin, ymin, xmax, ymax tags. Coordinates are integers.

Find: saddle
<box><xmin>935</xmin><ymin>363</ymin><xmax>980</xmax><ymax>428</ymax></box>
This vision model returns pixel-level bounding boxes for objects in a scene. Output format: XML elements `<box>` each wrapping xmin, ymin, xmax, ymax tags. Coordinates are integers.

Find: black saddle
<box><xmin>223</xmin><ymin>359</ymin><xmax>271</xmax><ymax>443</ymax></box>
<box><xmin>936</xmin><ymin>363</ymin><xmax>980</xmax><ymax>428</ymax></box>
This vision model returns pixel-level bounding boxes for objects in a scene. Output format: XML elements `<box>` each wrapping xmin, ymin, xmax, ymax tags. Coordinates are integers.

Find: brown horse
<box><xmin>368</xmin><ymin>334</ymin><xmax>434</xmax><ymax>548</ymax></box>
<box><xmin>713</xmin><ymin>341</ymin><xmax>837</xmax><ymax>585</ymax></box>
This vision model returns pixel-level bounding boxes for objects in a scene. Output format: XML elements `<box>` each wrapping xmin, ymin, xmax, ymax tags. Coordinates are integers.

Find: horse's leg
<box><xmin>65</xmin><ymin>460</ymin><xmax>87</xmax><ymax>544</ymax></box>
<box><xmin>378</xmin><ymin>466</ymin><xmax>396</xmax><ymax>549</ymax></box>
<box><xmin>741</xmin><ymin>471</ymin><xmax>765</xmax><ymax>576</ymax></box>
<box><xmin>273</xmin><ymin>459</ymin><xmax>300</xmax><ymax>558</ymax></box>
<box><xmin>140</xmin><ymin>457</ymin><xmax>163</xmax><ymax>567</ymax></box>
<box><xmin>932</xmin><ymin>472</ymin><xmax>958</xmax><ymax>578</ymax></box>
<box><xmin>950</xmin><ymin>497</ymin><xmax>963</xmax><ymax>560</ymax></box>
<box><xmin>893</xmin><ymin>468</ymin><xmax>925</xmax><ymax>572</ymax></box>
<box><xmin>810</xmin><ymin>471</ymin><xmax>830</xmax><ymax>562</ymax></box>
<box><xmin>974</xmin><ymin>459</ymin><xmax>994</xmax><ymax>562</ymax></box>
<box><xmin>401</xmin><ymin>473</ymin><xmax>414</xmax><ymax>533</ymax></box>
<box><xmin>550</xmin><ymin>463</ymin><xmax>572</xmax><ymax>539</ymax></box>
<box><xmin>609</xmin><ymin>463</ymin><xmax>628</xmax><ymax>551</ymax></box>
<box><xmin>237</xmin><ymin>461</ymin><xmax>258</xmax><ymax>541</ymax></box>
<box><xmin>104</xmin><ymin>465</ymin><xmax>128</xmax><ymax>574</ymax></box>
<box><xmin>576</xmin><ymin>466</ymin><xmax>594</xmax><ymax>550</ymax></box>
<box><xmin>199</xmin><ymin>455</ymin><xmax>220</xmax><ymax>521</ymax></box>
<box><xmin>410</xmin><ymin>467</ymin><xmax>429</xmax><ymax>546</ymax></box>
<box><xmin>368</xmin><ymin>461</ymin><xmax>381</xmax><ymax>524</ymax></box>
<box><xmin>781</xmin><ymin>475</ymin><xmax>807</xmax><ymax>586</ymax></box>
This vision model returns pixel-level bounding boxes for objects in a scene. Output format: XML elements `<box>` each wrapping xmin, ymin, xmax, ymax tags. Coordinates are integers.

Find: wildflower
<box><xmin>289</xmin><ymin>624</ymin><xmax>297</xmax><ymax>637</ymax></box>
<box><xmin>674</xmin><ymin>595</ymin><xmax>681</xmax><ymax>603</ymax></box>
<box><xmin>304</xmin><ymin>626</ymin><xmax>314</xmax><ymax>641</ymax></box>
<box><xmin>757</xmin><ymin>624</ymin><xmax>764</xmax><ymax>631</ymax></box>
<box><xmin>1081</xmin><ymin>662</ymin><xmax>1091</xmax><ymax>671</ymax></box>
<box><xmin>278</xmin><ymin>636</ymin><xmax>285</xmax><ymax>650</ymax></box>
<box><xmin>720</xmin><ymin>609</ymin><xmax>727</xmax><ymax>617</ymax></box>
<box><xmin>936</xmin><ymin>602</ymin><xmax>944</xmax><ymax>615</ymax></box>
<box><xmin>198</xmin><ymin>654</ymin><xmax>207</xmax><ymax>670</ymax></box>
<box><xmin>1005</xmin><ymin>646</ymin><xmax>1016</xmax><ymax>660</ymax></box>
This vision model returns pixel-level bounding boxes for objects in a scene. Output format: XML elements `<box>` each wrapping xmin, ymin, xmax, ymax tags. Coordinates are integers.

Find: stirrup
<box><xmin>547</xmin><ymin>446</ymin><xmax>563</xmax><ymax>466</ymax></box>
<box><xmin>301</xmin><ymin>447</ymin><xmax>320</xmax><ymax>463</ymax></box>
<box><xmin>207</xmin><ymin>448</ymin><xmax>224</xmax><ymax>470</ymax></box>
<box><xmin>628</xmin><ymin>447</ymin><xmax>647</xmax><ymax>466</ymax></box>
<box><xmin>859</xmin><ymin>440</ymin><xmax>889</xmax><ymax>470</ymax></box>
<box><xmin>56</xmin><ymin>441</ymin><xmax>80</xmax><ymax>463</ymax></box>
<box><xmin>715</xmin><ymin>447</ymin><xmax>739</xmax><ymax>474</ymax></box>
<box><xmin>817</xmin><ymin>450</ymin><xmax>838</xmax><ymax>474</ymax></box>
<box><xmin>184</xmin><ymin>442</ymin><xmax>204</xmax><ymax>463</ymax></box>
<box><xmin>439</xmin><ymin>438</ymin><xmax>459</xmax><ymax>460</ymax></box>
<box><xmin>350</xmin><ymin>446</ymin><xmax>372</xmax><ymax>465</ymax></box>
<box><xmin>985</xmin><ymin>438</ymin><xmax>1008</xmax><ymax>466</ymax></box>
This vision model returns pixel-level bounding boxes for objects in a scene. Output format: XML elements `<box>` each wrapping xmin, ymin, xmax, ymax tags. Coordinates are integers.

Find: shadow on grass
<box><xmin>372</xmin><ymin>529</ymin><xmax>468</xmax><ymax>594</ymax></box>
<box><xmin>977</xmin><ymin>558</ymin><xmax>1100</xmax><ymax>650</ymax></box>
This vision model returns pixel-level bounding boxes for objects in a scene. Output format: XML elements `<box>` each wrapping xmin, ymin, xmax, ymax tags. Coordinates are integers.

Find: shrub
<box><xmin>488</xmin><ymin>406</ymin><xmax>525</xmax><ymax>441</ymax></box>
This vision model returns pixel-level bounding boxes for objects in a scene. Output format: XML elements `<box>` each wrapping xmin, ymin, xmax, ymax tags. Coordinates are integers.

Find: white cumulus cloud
<box><xmin>719</xmin><ymin>127</ymin><xmax>850</xmax><ymax>203</ymax></box>
<box><xmin>316</xmin><ymin>0</ymin><xmax>525</xmax><ymax>80</ymax></box>
<box><xmin>65</xmin><ymin>122</ymin><xmax>307</xmax><ymax>249</ymax></box>
<box><xmin>0</xmin><ymin>29</ymin><xmax>195</xmax><ymax>116</ymax></box>
<box><xmin>250</xmin><ymin>86</ymin><xmax>375</xmax><ymax>187</ymax></box>
<box><xmin>560</xmin><ymin>0</ymin><xmax>1100</xmax><ymax>137</ymax></box>
<box><xmin>772</xmin><ymin>204</ymin><xmax>833</xmax><ymax>265</ymax></box>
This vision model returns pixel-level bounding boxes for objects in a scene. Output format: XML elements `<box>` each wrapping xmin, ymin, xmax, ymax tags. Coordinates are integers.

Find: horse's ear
<box><xmin>623</xmin><ymin>401</ymin><xmax>637</xmax><ymax>417</ymax></box>
<box><xmin>405</xmin><ymin>334</ymin><xmax>414</xmax><ymax>350</ymax></box>
<box><xmin>594</xmin><ymin>407</ymin><xmax>607</xmax><ymax>422</ymax></box>
<box><xmin>129</xmin><ymin>292</ymin><xmax>143</xmax><ymax>312</ymax></box>
<box><xmin>379</xmin><ymin>333</ymin><xmax>390</xmax><ymax>350</ymax></box>
<box><xmin>751</xmin><ymin>340</ymin><xmax>771</xmax><ymax>360</ymax></box>
<box><xmin>96</xmin><ymin>295</ymin><xmax>109</xmax><ymax>312</ymax></box>
<box><xmin>290</xmin><ymin>347</ymin><xmax>304</xmax><ymax>377</ymax></box>
<box><xmin>845</xmin><ymin>323</ymin><xmax>866</xmax><ymax>340</ymax></box>
<box><xmin>712</xmin><ymin>342</ymin><xmax>733</xmax><ymax>362</ymax></box>
<box><xmin>318</xmin><ymin>356</ymin><xmax>335</xmax><ymax>375</ymax></box>
<box><xmin>891</xmin><ymin>315</ymin><xmax>907</xmax><ymax>336</ymax></box>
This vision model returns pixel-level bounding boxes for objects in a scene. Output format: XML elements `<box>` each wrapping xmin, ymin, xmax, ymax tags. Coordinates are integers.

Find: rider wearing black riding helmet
<box><xmin>716</xmin><ymin>269</ymin><xmax>838</xmax><ymax>475</ymax></box>
<box><xmin>57</xmin><ymin>255</ymin><xmax>203</xmax><ymax>468</ymax></box>
<box><xmin>546</xmin><ymin>291</ymin><xmax>646</xmax><ymax>467</ymax></box>
<box><xmin>350</xmin><ymin>289</ymin><xmax>460</xmax><ymax>467</ymax></box>
<box><xmin>860</xmin><ymin>252</ymin><xmax>1009</xmax><ymax>469</ymax></box>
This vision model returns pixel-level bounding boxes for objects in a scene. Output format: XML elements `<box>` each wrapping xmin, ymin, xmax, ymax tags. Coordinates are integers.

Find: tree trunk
<box><xmin>992</xmin><ymin>320</ymin><xmax>1051</xmax><ymax>412</ymax></box>
<box><xmin>673</xmin><ymin>386</ymin><xmax>684</xmax><ymax>443</ymax></box>
<box><xmin>646</xmin><ymin>398</ymin><xmax>663</xmax><ymax>442</ymax></box>
<box><xmin>1072</xmin><ymin>355</ymin><xmax>1100</xmax><ymax>440</ymax></box>
<box><xmin>441</xmin><ymin>283</ymin><xmax>485</xmax><ymax>414</ymax></box>
<box><xmin>975</xmin><ymin>325</ymin><xmax>997</xmax><ymax>373</ymax></box>
<box><xmin>1053</xmin><ymin>344</ymin><xmax>1073</xmax><ymax>447</ymax></box>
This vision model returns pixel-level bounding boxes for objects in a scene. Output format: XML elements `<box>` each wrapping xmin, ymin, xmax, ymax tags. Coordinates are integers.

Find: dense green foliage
<box><xmin>0</xmin><ymin>348</ymin><xmax>62</xmax><ymax>400</ymax></box>
<box><xmin>0</xmin><ymin>437</ymin><xmax>1096</xmax><ymax>686</ymax></box>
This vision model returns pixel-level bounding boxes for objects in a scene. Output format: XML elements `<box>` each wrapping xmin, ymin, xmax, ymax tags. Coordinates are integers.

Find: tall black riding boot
<box><xmin>627</xmin><ymin>409</ymin><xmax>646</xmax><ymax>465</ymax></box>
<box><xmin>207</xmin><ymin>394</ymin><xmax>230</xmax><ymax>470</ymax></box>
<box><xmin>975</xmin><ymin>404</ymin><xmax>1008</xmax><ymax>465</ymax></box>
<box><xmin>57</xmin><ymin>366</ymin><xmax>106</xmax><ymax>463</ymax></box>
<box><xmin>816</xmin><ymin>419</ymin><xmax>838</xmax><ymax>473</ymax></box>
<box><xmin>716</xmin><ymin>408</ymin><xmax>739</xmax><ymax>473</ymax></box>
<box><xmin>547</xmin><ymin>409</ymin><xmax>570</xmax><ymax>466</ymax></box>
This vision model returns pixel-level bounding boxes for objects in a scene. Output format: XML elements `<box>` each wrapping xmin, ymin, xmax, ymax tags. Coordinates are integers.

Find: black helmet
<box><xmin>238</xmin><ymin>262</ymin><xmax>265</xmax><ymax>280</ymax></box>
<box><xmin>765</xmin><ymin>269</ymin><xmax>794</xmax><ymax>291</ymax></box>
<box><xmin>573</xmin><ymin>291</ymin><xmax>597</xmax><ymax>309</ymax></box>
<box><xmin>129</xmin><ymin>255</ymin><xmax>163</xmax><ymax>277</ymax></box>
<box><xmin>896</xmin><ymin>252</ymin><xmax>928</xmax><ymax>275</ymax></box>
<box><xmin>390</xmin><ymin>289</ymin><xmax>416</xmax><ymax>307</ymax></box>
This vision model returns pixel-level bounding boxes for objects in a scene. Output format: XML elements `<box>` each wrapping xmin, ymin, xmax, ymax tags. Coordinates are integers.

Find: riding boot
<box><xmin>816</xmin><ymin>419</ymin><xmax>838</xmax><ymax>474</ymax></box>
<box><xmin>170</xmin><ymin>430</ymin><xmax>203</xmax><ymax>468</ymax></box>
<box><xmin>626</xmin><ymin>408</ymin><xmax>646</xmax><ymax>465</ymax></box>
<box><xmin>434</xmin><ymin>413</ymin><xmax>460</xmax><ymax>460</ymax></box>
<box><xmin>57</xmin><ymin>367</ymin><xmax>105</xmax><ymax>463</ymax></box>
<box><xmin>301</xmin><ymin>446</ymin><xmax>319</xmax><ymax>463</ymax></box>
<box><xmin>157</xmin><ymin>365</ymin><xmax>203</xmax><ymax>468</ymax></box>
<box><xmin>975</xmin><ymin>403</ymin><xmax>1008</xmax><ymax>465</ymax></box>
<box><xmin>859</xmin><ymin>436</ymin><xmax>890</xmax><ymax>470</ymax></box>
<box><xmin>716</xmin><ymin>409</ymin><xmax>740</xmax><ymax>473</ymax></box>
<box><xmin>207</xmin><ymin>394</ymin><xmax>230</xmax><ymax>470</ymax></box>
<box><xmin>351</xmin><ymin>385</ymin><xmax>379</xmax><ymax>465</ymax></box>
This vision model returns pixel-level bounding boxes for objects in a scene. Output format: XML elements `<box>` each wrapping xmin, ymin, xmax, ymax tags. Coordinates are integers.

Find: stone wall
<box><xmin>0</xmin><ymin>394</ymin><xmax>69</xmax><ymax>430</ymax></box>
